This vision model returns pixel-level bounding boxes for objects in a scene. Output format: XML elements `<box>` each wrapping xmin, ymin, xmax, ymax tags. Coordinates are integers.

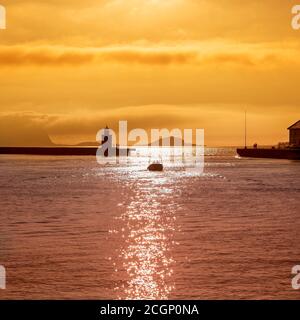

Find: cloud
<box><xmin>0</xmin><ymin>45</ymin><xmax>197</xmax><ymax>66</ymax></box>
<box><xmin>0</xmin><ymin>107</ymin><xmax>193</xmax><ymax>145</ymax></box>
<box><xmin>1</xmin><ymin>105</ymin><xmax>298</xmax><ymax>146</ymax></box>
<box><xmin>0</xmin><ymin>112</ymin><xmax>54</xmax><ymax>146</ymax></box>
<box><xmin>1</xmin><ymin>0</ymin><xmax>297</xmax><ymax>45</ymax></box>
<box><xmin>0</xmin><ymin>44</ymin><xmax>295</xmax><ymax>67</ymax></box>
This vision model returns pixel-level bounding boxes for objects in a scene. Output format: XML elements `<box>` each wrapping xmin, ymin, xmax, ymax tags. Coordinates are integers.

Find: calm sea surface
<box><xmin>0</xmin><ymin>148</ymin><xmax>299</xmax><ymax>299</ymax></box>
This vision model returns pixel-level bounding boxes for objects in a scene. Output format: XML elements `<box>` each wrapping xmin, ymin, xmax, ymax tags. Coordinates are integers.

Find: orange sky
<box><xmin>0</xmin><ymin>0</ymin><xmax>299</xmax><ymax>146</ymax></box>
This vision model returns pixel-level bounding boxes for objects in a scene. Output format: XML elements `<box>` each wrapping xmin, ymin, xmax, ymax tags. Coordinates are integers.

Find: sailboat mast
<box><xmin>244</xmin><ymin>110</ymin><xmax>247</xmax><ymax>148</ymax></box>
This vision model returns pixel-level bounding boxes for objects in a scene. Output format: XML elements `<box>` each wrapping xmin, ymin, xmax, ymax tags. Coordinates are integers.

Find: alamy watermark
<box><xmin>0</xmin><ymin>4</ymin><xmax>6</xmax><ymax>29</ymax></box>
<box><xmin>0</xmin><ymin>265</ymin><xmax>6</xmax><ymax>290</ymax></box>
<box><xmin>292</xmin><ymin>5</ymin><xmax>300</xmax><ymax>29</ymax></box>
<box><xmin>96</xmin><ymin>121</ymin><xmax>204</xmax><ymax>172</ymax></box>
<box><xmin>292</xmin><ymin>265</ymin><xmax>300</xmax><ymax>290</ymax></box>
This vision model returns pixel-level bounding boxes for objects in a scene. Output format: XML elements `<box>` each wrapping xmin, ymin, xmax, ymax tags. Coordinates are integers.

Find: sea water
<box><xmin>0</xmin><ymin>148</ymin><xmax>299</xmax><ymax>299</ymax></box>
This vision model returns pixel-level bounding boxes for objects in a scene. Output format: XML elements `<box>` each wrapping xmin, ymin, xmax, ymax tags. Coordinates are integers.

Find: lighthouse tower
<box><xmin>101</xmin><ymin>125</ymin><xmax>113</xmax><ymax>147</ymax></box>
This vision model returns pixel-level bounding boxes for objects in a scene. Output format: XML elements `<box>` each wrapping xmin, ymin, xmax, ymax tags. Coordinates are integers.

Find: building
<box><xmin>288</xmin><ymin>120</ymin><xmax>300</xmax><ymax>147</ymax></box>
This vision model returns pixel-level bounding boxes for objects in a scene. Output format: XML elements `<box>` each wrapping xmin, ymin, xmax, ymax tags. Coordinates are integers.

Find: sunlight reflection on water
<box><xmin>103</xmin><ymin>147</ymin><xmax>231</xmax><ymax>299</ymax></box>
<box><xmin>108</xmin><ymin>149</ymin><xmax>191</xmax><ymax>299</ymax></box>
<box><xmin>113</xmin><ymin>175</ymin><xmax>179</xmax><ymax>299</ymax></box>
<box><xmin>121</xmin><ymin>193</ymin><xmax>176</xmax><ymax>299</ymax></box>
<box><xmin>106</xmin><ymin>148</ymin><xmax>226</xmax><ymax>299</ymax></box>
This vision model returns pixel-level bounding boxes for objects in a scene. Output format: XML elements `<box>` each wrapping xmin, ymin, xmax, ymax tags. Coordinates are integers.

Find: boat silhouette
<box><xmin>147</xmin><ymin>162</ymin><xmax>163</xmax><ymax>171</ymax></box>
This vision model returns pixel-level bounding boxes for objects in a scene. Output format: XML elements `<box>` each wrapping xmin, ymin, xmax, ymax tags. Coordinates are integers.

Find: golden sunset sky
<box><xmin>0</xmin><ymin>0</ymin><xmax>299</xmax><ymax>146</ymax></box>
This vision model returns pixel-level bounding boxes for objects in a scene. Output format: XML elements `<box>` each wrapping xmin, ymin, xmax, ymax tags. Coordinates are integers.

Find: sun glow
<box><xmin>0</xmin><ymin>1</ymin><xmax>299</xmax><ymax>146</ymax></box>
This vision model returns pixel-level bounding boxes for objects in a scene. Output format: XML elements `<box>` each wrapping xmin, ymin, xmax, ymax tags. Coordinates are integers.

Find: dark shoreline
<box><xmin>237</xmin><ymin>147</ymin><xmax>300</xmax><ymax>160</ymax></box>
<box><xmin>0</xmin><ymin>146</ymin><xmax>130</xmax><ymax>156</ymax></box>
<box><xmin>0</xmin><ymin>147</ymin><xmax>99</xmax><ymax>156</ymax></box>
<box><xmin>0</xmin><ymin>147</ymin><xmax>130</xmax><ymax>156</ymax></box>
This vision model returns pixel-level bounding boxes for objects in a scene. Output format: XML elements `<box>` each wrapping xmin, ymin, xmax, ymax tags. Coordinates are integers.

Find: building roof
<box><xmin>288</xmin><ymin>120</ymin><xmax>300</xmax><ymax>130</ymax></box>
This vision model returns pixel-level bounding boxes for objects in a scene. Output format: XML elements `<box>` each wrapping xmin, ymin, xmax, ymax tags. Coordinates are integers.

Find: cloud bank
<box><xmin>0</xmin><ymin>44</ymin><xmax>295</xmax><ymax>67</ymax></box>
<box><xmin>0</xmin><ymin>106</ymin><xmax>298</xmax><ymax>146</ymax></box>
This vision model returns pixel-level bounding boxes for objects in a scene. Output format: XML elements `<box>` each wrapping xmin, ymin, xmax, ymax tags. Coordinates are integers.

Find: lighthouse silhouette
<box><xmin>101</xmin><ymin>126</ymin><xmax>113</xmax><ymax>146</ymax></box>
<box><xmin>101</xmin><ymin>126</ymin><xmax>114</xmax><ymax>157</ymax></box>
<box><xmin>98</xmin><ymin>125</ymin><xmax>130</xmax><ymax>158</ymax></box>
